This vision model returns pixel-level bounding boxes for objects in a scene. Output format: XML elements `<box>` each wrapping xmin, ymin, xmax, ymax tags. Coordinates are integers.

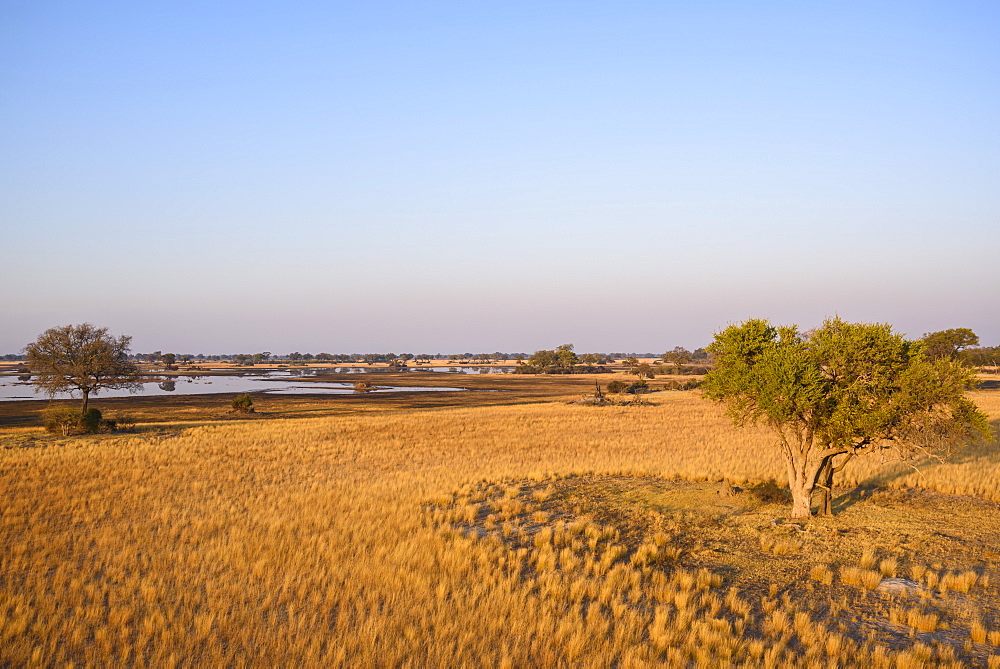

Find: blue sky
<box><xmin>2</xmin><ymin>1</ymin><xmax>998</xmax><ymax>354</ymax></box>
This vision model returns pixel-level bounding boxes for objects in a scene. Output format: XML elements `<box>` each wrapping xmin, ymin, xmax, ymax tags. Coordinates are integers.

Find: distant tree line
<box><xmin>965</xmin><ymin>346</ymin><xmax>1000</xmax><ymax>369</ymax></box>
<box><xmin>120</xmin><ymin>352</ymin><xmax>534</xmax><ymax>365</ymax></box>
<box><xmin>15</xmin><ymin>330</ymin><xmax>994</xmax><ymax>372</ymax></box>
<box><xmin>920</xmin><ymin>328</ymin><xmax>999</xmax><ymax>371</ymax></box>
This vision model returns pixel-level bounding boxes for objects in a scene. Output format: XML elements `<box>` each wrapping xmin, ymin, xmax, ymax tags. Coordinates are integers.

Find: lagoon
<box><xmin>0</xmin><ymin>374</ymin><xmax>468</xmax><ymax>401</ymax></box>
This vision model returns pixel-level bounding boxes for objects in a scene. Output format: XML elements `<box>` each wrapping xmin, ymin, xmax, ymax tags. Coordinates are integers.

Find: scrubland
<box><xmin>0</xmin><ymin>390</ymin><xmax>999</xmax><ymax>666</ymax></box>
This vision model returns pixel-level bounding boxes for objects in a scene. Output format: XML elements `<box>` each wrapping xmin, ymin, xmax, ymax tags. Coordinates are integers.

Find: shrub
<box><xmin>606</xmin><ymin>380</ymin><xmax>628</xmax><ymax>394</ymax></box>
<box><xmin>232</xmin><ymin>394</ymin><xmax>255</xmax><ymax>413</ymax></box>
<box><xmin>112</xmin><ymin>412</ymin><xmax>137</xmax><ymax>431</ymax></box>
<box><xmin>42</xmin><ymin>405</ymin><xmax>79</xmax><ymax>435</ymax></box>
<box><xmin>626</xmin><ymin>380</ymin><xmax>649</xmax><ymax>394</ymax></box>
<box><xmin>80</xmin><ymin>408</ymin><xmax>103</xmax><ymax>433</ymax></box>
<box><xmin>663</xmin><ymin>379</ymin><xmax>702</xmax><ymax>391</ymax></box>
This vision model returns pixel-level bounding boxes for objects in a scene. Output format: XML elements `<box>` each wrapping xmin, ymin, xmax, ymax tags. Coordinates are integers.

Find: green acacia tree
<box><xmin>662</xmin><ymin>346</ymin><xmax>692</xmax><ymax>374</ymax></box>
<box><xmin>555</xmin><ymin>344</ymin><xmax>578</xmax><ymax>372</ymax></box>
<box><xmin>921</xmin><ymin>328</ymin><xmax>979</xmax><ymax>361</ymax></box>
<box><xmin>702</xmin><ymin>318</ymin><xmax>991</xmax><ymax>518</ymax></box>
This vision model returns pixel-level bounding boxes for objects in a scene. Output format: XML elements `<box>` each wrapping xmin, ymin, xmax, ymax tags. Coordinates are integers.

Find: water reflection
<box><xmin>158</xmin><ymin>381</ymin><xmax>176</xmax><ymax>392</ymax></box>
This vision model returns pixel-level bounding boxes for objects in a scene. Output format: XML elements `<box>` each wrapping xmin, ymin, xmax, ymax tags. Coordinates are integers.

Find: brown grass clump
<box><xmin>841</xmin><ymin>566</ymin><xmax>883</xmax><ymax>590</ymax></box>
<box><xmin>972</xmin><ymin>620</ymin><xmax>989</xmax><ymax>644</ymax></box>
<box><xmin>879</xmin><ymin>557</ymin><xmax>899</xmax><ymax>578</ymax></box>
<box><xmin>810</xmin><ymin>564</ymin><xmax>834</xmax><ymax>585</ymax></box>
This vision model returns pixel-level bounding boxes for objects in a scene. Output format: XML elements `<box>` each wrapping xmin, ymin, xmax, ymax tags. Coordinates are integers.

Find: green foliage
<box><xmin>80</xmin><ymin>408</ymin><xmax>103</xmax><ymax>434</ymax></box>
<box><xmin>42</xmin><ymin>405</ymin><xmax>80</xmax><ymax>435</ymax></box>
<box><xmin>43</xmin><ymin>405</ymin><xmax>130</xmax><ymax>434</ymax></box>
<box><xmin>702</xmin><ymin>317</ymin><xmax>993</xmax><ymax>517</ymax></box>
<box><xmin>633</xmin><ymin>363</ymin><xmax>654</xmax><ymax>379</ymax></box>
<box><xmin>921</xmin><ymin>328</ymin><xmax>979</xmax><ymax>361</ymax></box>
<box><xmin>704</xmin><ymin>318</ymin><xmax>988</xmax><ymax>447</ymax></box>
<box><xmin>662</xmin><ymin>379</ymin><xmax>701</xmax><ymax>391</ymax></box>
<box><xmin>661</xmin><ymin>346</ymin><xmax>692</xmax><ymax>373</ymax></box>
<box><xmin>520</xmin><ymin>344</ymin><xmax>579</xmax><ymax>374</ymax></box>
<box><xmin>606</xmin><ymin>380</ymin><xmax>629</xmax><ymax>394</ymax></box>
<box><xmin>232</xmin><ymin>394</ymin><xmax>255</xmax><ymax>413</ymax></box>
<box><xmin>964</xmin><ymin>345</ymin><xmax>1000</xmax><ymax>370</ymax></box>
<box><xmin>626</xmin><ymin>380</ymin><xmax>649</xmax><ymax>394</ymax></box>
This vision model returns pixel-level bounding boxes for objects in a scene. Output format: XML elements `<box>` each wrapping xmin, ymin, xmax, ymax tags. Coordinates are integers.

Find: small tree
<box><xmin>555</xmin><ymin>344</ymin><xmax>578</xmax><ymax>372</ymax></box>
<box><xmin>633</xmin><ymin>362</ymin><xmax>654</xmax><ymax>379</ymax></box>
<box><xmin>662</xmin><ymin>346</ymin><xmax>692</xmax><ymax>374</ymax></box>
<box><xmin>25</xmin><ymin>323</ymin><xmax>141</xmax><ymax>419</ymax></box>
<box><xmin>42</xmin><ymin>404</ymin><xmax>80</xmax><ymax>435</ymax></box>
<box><xmin>921</xmin><ymin>328</ymin><xmax>979</xmax><ymax>361</ymax></box>
<box><xmin>232</xmin><ymin>394</ymin><xmax>254</xmax><ymax>413</ymax></box>
<box><xmin>703</xmin><ymin>318</ymin><xmax>991</xmax><ymax>518</ymax></box>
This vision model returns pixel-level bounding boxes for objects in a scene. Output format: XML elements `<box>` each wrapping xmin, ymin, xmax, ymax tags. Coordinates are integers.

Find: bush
<box><xmin>80</xmin><ymin>408</ymin><xmax>103</xmax><ymax>433</ymax></box>
<box><xmin>626</xmin><ymin>380</ymin><xmax>649</xmax><ymax>394</ymax></box>
<box><xmin>112</xmin><ymin>412</ymin><xmax>136</xmax><ymax>431</ymax></box>
<box><xmin>663</xmin><ymin>379</ymin><xmax>702</xmax><ymax>391</ymax></box>
<box><xmin>232</xmin><ymin>394</ymin><xmax>255</xmax><ymax>413</ymax></box>
<box><xmin>42</xmin><ymin>405</ymin><xmax>79</xmax><ymax>435</ymax></box>
<box><xmin>606</xmin><ymin>380</ymin><xmax>629</xmax><ymax>393</ymax></box>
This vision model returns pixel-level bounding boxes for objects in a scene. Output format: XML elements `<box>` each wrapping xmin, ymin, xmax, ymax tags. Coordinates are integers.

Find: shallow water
<box><xmin>0</xmin><ymin>374</ymin><xmax>468</xmax><ymax>401</ymax></box>
<box><xmin>302</xmin><ymin>366</ymin><xmax>515</xmax><ymax>375</ymax></box>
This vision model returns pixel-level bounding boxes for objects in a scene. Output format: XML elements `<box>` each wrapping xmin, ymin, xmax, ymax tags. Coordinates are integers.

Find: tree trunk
<box><xmin>814</xmin><ymin>453</ymin><xmax>853</xmax><ymax>517</ymax></box>
<box><xmin>81</xmin><ymin>389</ymin><xmax>90</xmax><ymax>418</ymax></box>
<box><xmin>814</xmin><ymin>457</ymin><xmax>835</xmax><ymax>517</ymax></box>
<box><xmin>787</xmin><ymin>459</ymin><xmax>815</xmax><ymax>519</ymax></box>
<box><xmin>818</xmin><ymin>463</ymin><xmax>834</xmax><ymax>516</ymax></box>
<box><xmin>789</xmin><ymin>478</ymin><xmax>813</xmax><ymax>518</ymax></box>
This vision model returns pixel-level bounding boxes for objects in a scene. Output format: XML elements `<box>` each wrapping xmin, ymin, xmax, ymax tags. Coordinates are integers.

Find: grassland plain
<box><xmin>0</xmin><ymin>390</ymin><xmax>998</xmax><ymax>666</ymax></box>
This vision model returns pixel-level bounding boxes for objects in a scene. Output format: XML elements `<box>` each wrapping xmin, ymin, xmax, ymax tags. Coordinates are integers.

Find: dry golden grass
<box><xmin>0</xmin><ymin>390</ymin><xmax>997</xmax><ymax>665</ymax></box>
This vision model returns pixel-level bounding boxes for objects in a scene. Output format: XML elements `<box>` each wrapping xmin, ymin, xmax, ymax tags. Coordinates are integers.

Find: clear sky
<box><xmin>2</xmin><ymin>1</ymin><xmax>998</xmax><ymax>354</ymax></box>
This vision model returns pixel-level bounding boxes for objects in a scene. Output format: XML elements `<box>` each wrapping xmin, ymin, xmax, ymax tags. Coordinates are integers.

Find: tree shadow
<box><xmin>830</xmin><ymin>486</ymin><xmax>877</xmax><ymax>514</ymax></box>
<box><xmin>938</xmin><ymin>417</ymin><xmax>1000</xmax><ymax>466</ymax></box>
<box><xmin>830</xmin><ymin>417</ymin><xmax>1000</xmax><ymax>514</ymax></box>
